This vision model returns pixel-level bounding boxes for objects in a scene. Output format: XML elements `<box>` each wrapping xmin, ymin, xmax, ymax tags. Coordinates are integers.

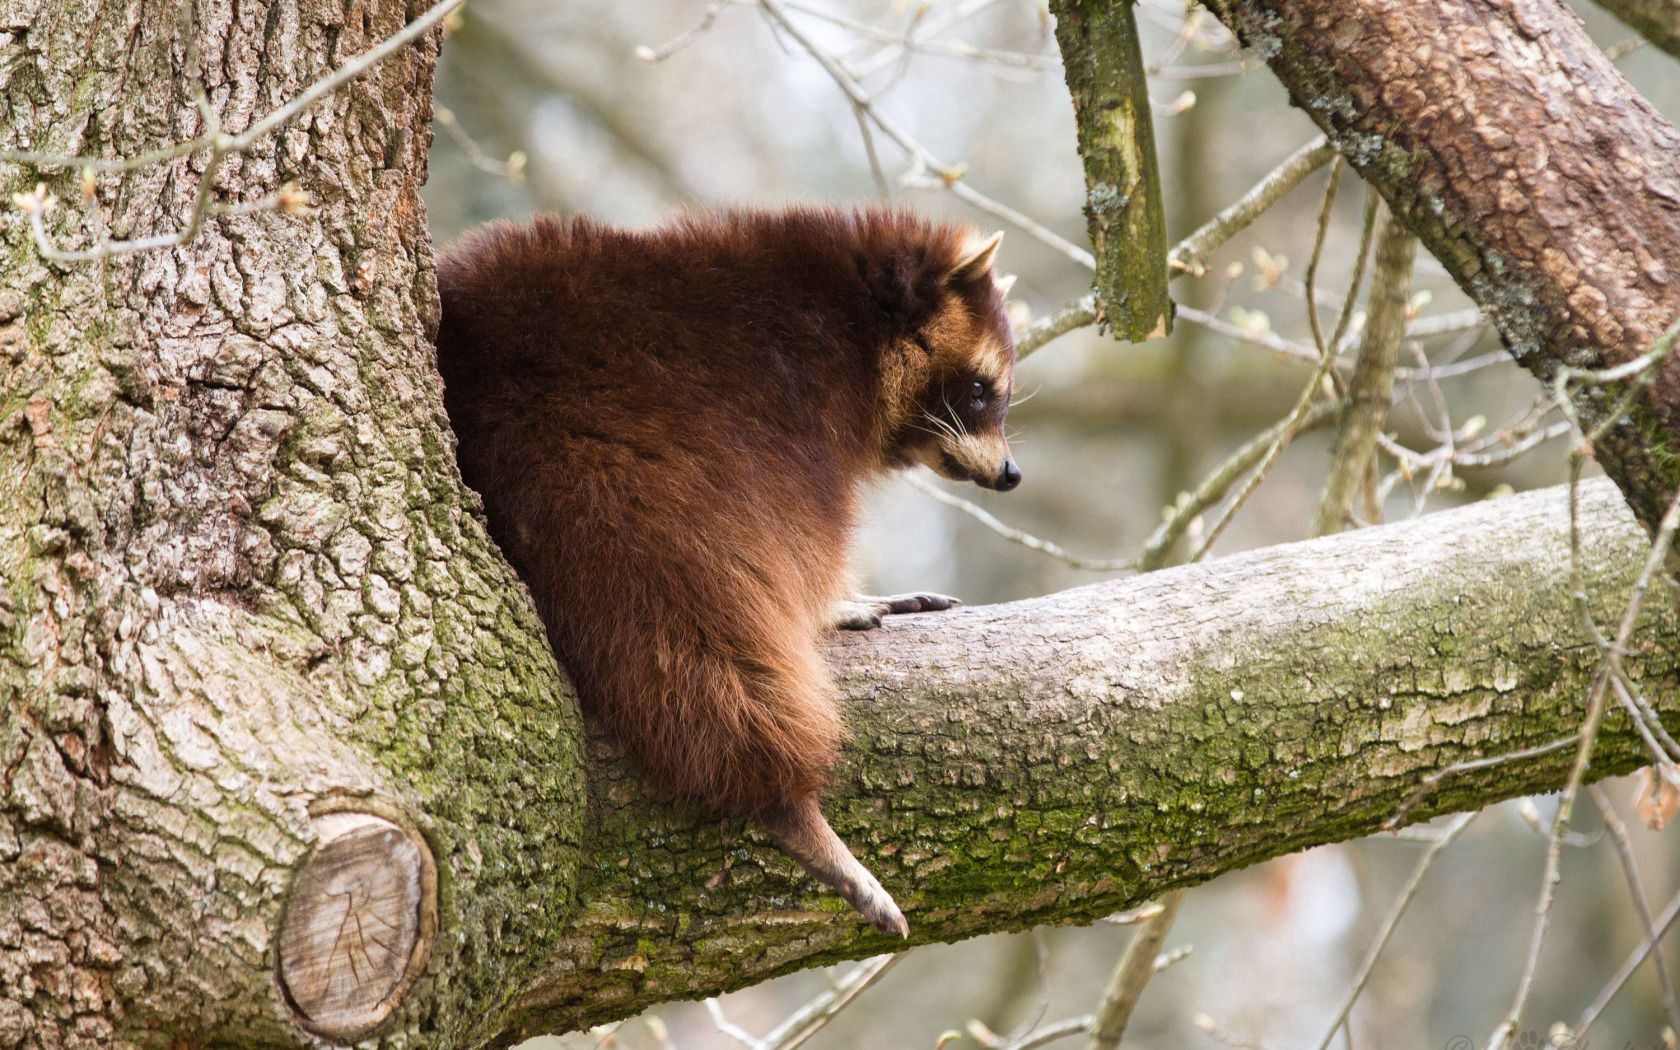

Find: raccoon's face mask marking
<box><xmin>894</xmin><ymin>232</ymin><xmax>1021</xmax><ymax>492</ymax></box>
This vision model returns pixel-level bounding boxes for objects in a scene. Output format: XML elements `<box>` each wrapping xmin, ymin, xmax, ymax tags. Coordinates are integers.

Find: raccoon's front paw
<box><xmin>868</xmin><ymin>592</ymin><xmax>962</xmax><ymax>615</ymax></box>
<box><xmin>830</xmin><ymin>593</ymin><xmax>962</xmax><ymax>631</ymax></box>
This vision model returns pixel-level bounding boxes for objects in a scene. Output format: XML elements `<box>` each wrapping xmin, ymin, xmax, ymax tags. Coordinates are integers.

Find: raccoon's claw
<box><xmin>844</xmin><ymin>870</ymin><xmax>910</xmax><ymax>939</ymax></box>
<box><xmin>871</xmin><ymin>591</ymin><xmax>962</xmax><ymax>615</ymax></box>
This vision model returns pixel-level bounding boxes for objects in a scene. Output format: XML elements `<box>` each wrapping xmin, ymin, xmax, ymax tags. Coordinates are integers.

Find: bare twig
<box><xmin>903</xmin><ymin>472</ymin><xmax>1132</xmax><ymax>572</ymax></box>
<box><xmin>433</xmin><ymin>106</ymin><xmax>527</xmax><ymax>182</ymax></box>
<box><xmin>1136</xmin><ymin>398</ymin><xmax>1342</xmax><ymax>571</ymax></box>
<box><xmin>635</xmin><ymin>2</ymin><xmax>726</xmax><ymax>63</ymax></box>
<box><xmin>1312</xmin><ymin>813</ymin><xmax>1475</xmax><ymax>1050</ymax></box>
<box><xmin>1016</xmin><ymin>294</ymin><xmax>1099</xmax><ymax>360</ymax></box>
<box><xmin>1184</xmin><ymin>176</ymin><xmax>1376</xmax><ymax>564</ymax></box>
<box><xmin>758</xmin><ymin>0</ymin><xmax>1093</xmax><ymax>268</ymax></box>
<box><xmin>1023</xmin><ymin>134</ymin><xmax>1338</xmax><ymax>359</ymax></box>
<box><xmin>747</xmin><ymin>0</ymin><xmax>1059</xmax><ymax>72</ymax></box>
<box><xmin>1004</xmin><ymin>1015</ymin><xmax>1094</xmax><ymax>1050</ymax></box>
<box><xmin>6</xmin><ymin>0</ymin><xmax>464</xmax><ymax>262</ymax></box>
<box><xmin>1589</xmin><ymin>783</ymin><xmax>1680</xmax><ymax>1034</ymax></box>
<box><xmin>1384</xmin><ymin>735</ymin><xmax>1581</xmax><ymax>831</ymax></box>
<box><xmin>1312</xmin><ymin>215</ymin><xmax>1416</xmax><ymax>534</ymax></box>
<box><xmin>1169</xmin><ymin>135</ymin><xmax>1334</xmax><ymax>276</ymax></box>
<box><xmin>1488</xmin><ymin>318</ymin><xmax>1680</xmax><ymax>1050</ymax></box>
<box><xmin>1576</xmin><ymin>883</ymin><xmax>1680</xmax><ymax>1040</ymax></box>
<box><xmin>761</xmin><ymin>954</ymin><xmax>902</xmax><ymax>1050</ymax></box>
<box><xmin>1085</xmin><ymin>889</ymin><xmax>1186</xmax><ymax>1050</ymax></box>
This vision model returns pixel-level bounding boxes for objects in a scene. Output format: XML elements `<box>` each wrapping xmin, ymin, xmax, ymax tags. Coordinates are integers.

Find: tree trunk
<box><xmin>0</xmin><ymin>1</ymin><xmax>585</xmax><ymax>1045</ymax></box>
<box><xmin>2</xmin><ymin>2</ymin><xmax>1678</xmax><ymax>1048</ymax></box>
<box><xmin>1200</xmin><ymin>0</ymin><xmax>1680</xmax><ymax>533</ymax></box>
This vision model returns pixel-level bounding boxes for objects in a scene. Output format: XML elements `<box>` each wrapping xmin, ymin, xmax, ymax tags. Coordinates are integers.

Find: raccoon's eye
<box><xmin>969</xmin><ymin>379</ymin><xmax>988</xmax><ymax>409</ymax></box>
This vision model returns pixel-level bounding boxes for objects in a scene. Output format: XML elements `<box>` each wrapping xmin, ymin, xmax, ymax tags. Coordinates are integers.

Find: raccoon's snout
<box><xmin>995</xmin><ymin>459</ymin><xmax>1021</xmax><ymax>492</ymax></box>
<box><xmin>974</xmin><ymin>458</ymin><xmax>1020</xmax><ymax>492</ymax></box>
<box><xmin>935</xmin><ymin>445</ymin><xmax>1018</xmax><ymax>491</ymax></box>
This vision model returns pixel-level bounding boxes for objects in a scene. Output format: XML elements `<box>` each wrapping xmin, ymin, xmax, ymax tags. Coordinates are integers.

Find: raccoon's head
<box><xmin>872</xmin><ymin>228</ymin><xmax>1021</xmax><ymax>492</ymax></box>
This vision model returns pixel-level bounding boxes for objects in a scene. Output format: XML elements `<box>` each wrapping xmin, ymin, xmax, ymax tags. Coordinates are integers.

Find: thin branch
<box><xmin>903</xmin><ymin>472</ymin><xmax>1132</xmax><ymax>572</ymax></box>
<box><xmin>1084</xmin><ymin>889</ymin><xmax>1186</xmax><ymax>1050</ymax></box>
<box><xmin>705</xmin><ymin>998</ymin><xmax>765</xmax><ymax>1048</ymax></box>
<box><xmin>1168</xmin><ymin>135</ymin><xmax>1334</xmax><ymax>277</ymax></box>
<box><xmin>1004</xmin><ymin>1015</ymin><xmax>1095</xmax><ymax>1050</ymax></box>
<box><xmin>1024</xmin><ymin>134</ymin><xmax>1338</xmax><ymax>359</ymax></box>
<box><xmin>1312</xmin><ymin>214</ymin><xmax>1416</xmax><ymax>534</ymax></box>
<box><xmin>1173</xmin><ymin>304</ymin><xmax>1322</xmax><ymax>367</ymax></box>
<box><xmin>433</xmin><ymin>106</ymin><xmax>527</xmax><ymax>182</ymax></box>
<box><xmin>1575</xmin><ymin>883</ymin><xmax>1680</xmax><ymax>1041</ymax></box>
<box><xmin>1016</xmin><ymin>294</ymin><xmax>1098</xmax><ymax>360</ymax></box>
<box><xmin>1488</xmin><ymin>323</ymin><xmax>1680</xmax><ymax>1048</ymax></box>
<box><xmin>848</xmin><ymin>0</ymin><xmax>1012</xmax><ymax>79</ymax></box>
<box><xmin>761</xmin><ymin>954</ymin><xmax>901</xmax><ymax>1050</ymax></box>
<box><xmin>6</xmin><ymin>0</ymin><xmax>463</xmax><ymax>262</ymax></box>
<box><xmin>1136</xmin><ymin>398</ymin><xmax>1342</xmax><ymax>571</ymax></box>
<box><xmin>634</xmin><ymin>2</ymin><xmax>726</xmax><ymax>63</ymax></box>
<box><xmin>1184</xmin><ymin>173</ymin><xmax>1372</xmax><ymax>564</ymax></box>
<box><xmin>1312</xmin><ymin>813</ymin><xmax>1475</xmax><ymax>1050</ymax></box>
<box><xmin>1384</xmin><ymin>736</ymin><xmax>1581</xmax><ymax>831</ymax></box>
<box><xmin>757</xmin><ymin>0</ymin><xmax>1093</xmax><ymax>268</ymax></box>
<box><xmin>1302</xmin><ymin>157</ymin><xmax>1345</xmax><ymax>361</ymax></box>
<box><xmin>748</xmin><ymin>0</ymin><xmax>1059</xmax><ymax>71</ymax></box>
<box><xmin>1588</xmin><ymin>784</ymin><xmax>1680</xmax><ymax>1035</ymax></box>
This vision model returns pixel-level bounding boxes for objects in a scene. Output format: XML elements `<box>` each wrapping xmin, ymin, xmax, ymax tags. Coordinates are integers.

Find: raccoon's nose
<box><xmin>995</xmin><ymin>459</ymin><xmax>1021</xmax><ymax>492</ymax></box>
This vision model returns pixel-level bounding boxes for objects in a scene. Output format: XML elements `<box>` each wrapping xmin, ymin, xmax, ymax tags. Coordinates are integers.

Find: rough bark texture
<box><xmin>1593</xmin><ymin>0</ymin><xmax>1680</xmax><ymax>57</ymax></box>
<box><xmin>1201</xmin><ymin>0</ymin><xmax>1680</xmax><ymax>534</ymax></box>
<box><xmin>1051</xmin><ymin>0</ymin><xmax>1174</xmax><ymax>342</ymax></box>
<box><xmin>0</xmin><ymin>1</ymin><xmax>584</xmax><ymax>1046</ymax></box>
<box><xmin>1</xmin><ymin>1</ymin><xmax>1679</xmax><ymax>1047</ymax></box>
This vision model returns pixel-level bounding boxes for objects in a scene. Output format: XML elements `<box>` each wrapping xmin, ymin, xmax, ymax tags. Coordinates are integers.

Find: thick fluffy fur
<box><xmin>435</xmin><ymin>206</ymin><xmax>1017</xmax><ymax>933</ymax></box>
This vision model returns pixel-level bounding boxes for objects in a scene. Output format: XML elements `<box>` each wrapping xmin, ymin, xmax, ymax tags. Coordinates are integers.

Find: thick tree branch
<box><xmin>496</xmin><ymin>479</ymin><xmax>1677</xmax><ymax>1044</ymax></box>
<box><xmin>1200</xmin><ymin>0</ymin><xmax>1680</xmax><ymax>534</ymax></box>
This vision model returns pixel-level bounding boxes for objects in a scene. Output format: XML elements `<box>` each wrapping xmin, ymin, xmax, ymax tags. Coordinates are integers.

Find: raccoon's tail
<box><xmin>759</xmin><ymin>792</ymin><xmax>908</xmax><ymax>938</ymax></box>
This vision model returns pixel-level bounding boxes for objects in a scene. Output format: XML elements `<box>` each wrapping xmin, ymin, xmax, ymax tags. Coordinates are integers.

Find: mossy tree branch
<box><xmin>1050</xmin><ymin>0</ymin><xmax>1174</xmax><ymax>342</ymax></box>
<box><xmin>499</xmin><ymin>480</ymin><xmax>1676</xmax><ymax>1044</ymax></box>
<box><xmin>1197</xmin><ymin>0</ymin><xmax>1680</xmax><ymax>535</ymax></box>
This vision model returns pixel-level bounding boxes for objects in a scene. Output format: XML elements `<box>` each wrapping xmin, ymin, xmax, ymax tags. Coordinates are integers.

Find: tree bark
<box><xmin>0</xmin><ymin>1</ymin><xmax>584</xmax><ymax>1045</ymax></box>
<box><xmin>2</xmin><ymin>1</ymin><xmax>1679</xmax><ymax>1048</ymax></box>
<box><xmin>1199</xmin><ymin>0</ymin><xmax>1680</xmax><ymax>534</ymax></box>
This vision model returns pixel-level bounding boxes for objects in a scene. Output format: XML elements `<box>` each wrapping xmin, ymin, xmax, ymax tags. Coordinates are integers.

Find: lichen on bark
<box><xmin>1050</xmin><ymin>0</ymin><xmax>1174</xmax><ymax>342</ymax></box>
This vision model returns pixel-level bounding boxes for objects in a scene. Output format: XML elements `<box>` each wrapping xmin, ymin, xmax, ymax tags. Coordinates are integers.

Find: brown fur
<box><xmin>434</xmin><ymin>206</ymin><xmax>1016</xmax><ymax>931</ymax></box>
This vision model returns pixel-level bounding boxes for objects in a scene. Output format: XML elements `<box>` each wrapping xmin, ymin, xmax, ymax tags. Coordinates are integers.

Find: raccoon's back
<box><xmin>435</xmin><ymin>217</ymin><xmax>861</xmax><ymax>530</ymax></box>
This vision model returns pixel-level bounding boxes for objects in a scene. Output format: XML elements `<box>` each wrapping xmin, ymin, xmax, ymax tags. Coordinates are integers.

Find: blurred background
<box><xmin>422</xmin><ymin>3</ymin><xmax>1680</xmax><ymax>1047</ymax></box>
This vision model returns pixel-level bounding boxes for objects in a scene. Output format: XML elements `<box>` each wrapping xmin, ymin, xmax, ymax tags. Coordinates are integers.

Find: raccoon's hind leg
<box><xmin>759</xmin><ymin>793</ymin><xmax>908</xmax><ymax>938</ymax></box>
<box><xmin>830</xmin><ymin>592</ymin><xmax>963</xmax><ymax>631</ymax></box>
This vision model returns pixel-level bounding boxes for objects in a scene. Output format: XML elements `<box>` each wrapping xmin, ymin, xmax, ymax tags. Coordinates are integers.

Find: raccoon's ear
<box><xmin>950</xmin><ymin>230</ymin><xmax>1004</xmax><ymax>285</ymax></box>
